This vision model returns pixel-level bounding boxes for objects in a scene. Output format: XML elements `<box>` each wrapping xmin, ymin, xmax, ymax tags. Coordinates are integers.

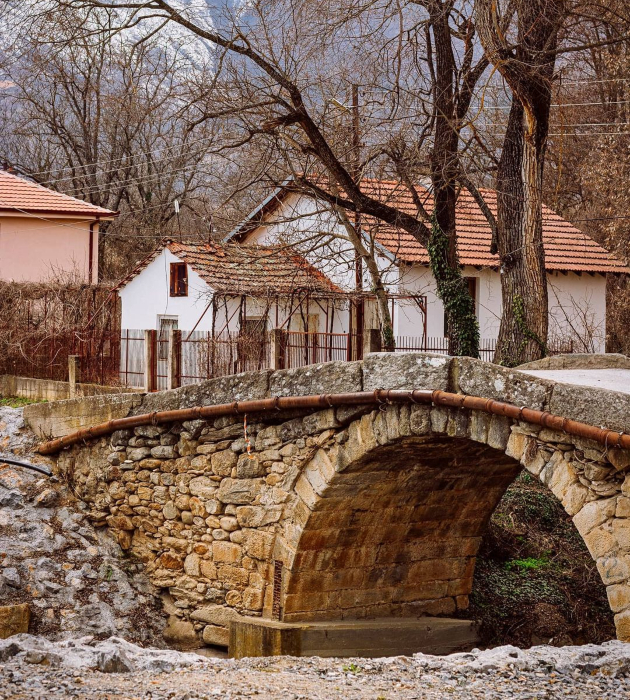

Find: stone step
<box><xmin>0</xmin><ymin>603</ymin><xmax>30</xmax><ymax>640</ymax></box>
<box><xmin>229</xmin><ymin>616</ymin><xmax>479</xmax><ymax>659</ymax></box>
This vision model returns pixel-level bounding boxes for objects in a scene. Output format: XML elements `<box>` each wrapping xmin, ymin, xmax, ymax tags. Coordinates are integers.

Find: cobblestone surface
<box><xmin>1</xmin><ymin>636</ymin><xmax>630</xmax><ymax>699</ymax></box>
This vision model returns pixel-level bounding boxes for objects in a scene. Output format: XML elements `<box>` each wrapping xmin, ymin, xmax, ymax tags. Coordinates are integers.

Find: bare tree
<box><xmin>0</xmin><ymin>5</ymin><xmax>221</xmax><ymax>280</ymax></box>
<box><xmin>476</xmin><ymin>0</ymin><xmax>630</xmax><ymax>364</ymax></box>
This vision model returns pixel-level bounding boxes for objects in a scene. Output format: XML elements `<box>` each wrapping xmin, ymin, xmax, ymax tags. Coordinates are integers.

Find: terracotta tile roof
<box><xmin>356</xmin><ymin>180</ymin><xmax>630</xmax><ymax>274</ymax></box>
<box><xmin>114</xmin><ymin>239</ymin><xmax>342</xmax><ymax>296</ymax></box>
<box><xmin>0</xmin><ymin>170</ymin><xmax>117</xmax><ymax>218</ymax></box>
<box><xmin>236</xmin><ymin>177</ymin><xmax>629</xmax><ymax>274</ymax></box>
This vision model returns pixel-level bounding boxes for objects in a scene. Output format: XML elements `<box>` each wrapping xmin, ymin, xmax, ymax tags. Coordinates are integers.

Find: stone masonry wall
<box><xmin>48</xmin><ymin>353</ymin><xmax>630</xmax><ymax>647</ymax></box>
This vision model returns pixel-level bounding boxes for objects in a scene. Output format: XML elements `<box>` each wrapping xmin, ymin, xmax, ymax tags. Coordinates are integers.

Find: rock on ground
<box><xmin>1</xmin><ymin>635</ymin><xmax>630</xmax><ymax>699</ymax></box>
<box><xmin>0</xmin><ymin>406</ymin><xmax>166</xmax><ymax>645</ymax></box>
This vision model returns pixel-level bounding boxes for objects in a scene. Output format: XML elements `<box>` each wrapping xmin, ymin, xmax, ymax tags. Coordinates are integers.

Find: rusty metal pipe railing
<box><xmin>36</xmin><ymin>388</ymin><xmax>630</xmax><ymax>456</ymax></box>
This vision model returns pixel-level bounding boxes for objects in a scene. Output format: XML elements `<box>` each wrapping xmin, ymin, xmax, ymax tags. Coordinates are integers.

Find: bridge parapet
<box><xmin>50</xmin><ymin>353</ymin><xmax>630</xmax><ymax>651</ymax></box>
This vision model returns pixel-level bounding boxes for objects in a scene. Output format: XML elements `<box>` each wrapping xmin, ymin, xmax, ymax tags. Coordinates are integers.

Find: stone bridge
<box><xmin>26</xmin><ymin>353</ymin><xmax>630</xmax><ymax>655</ymax></box>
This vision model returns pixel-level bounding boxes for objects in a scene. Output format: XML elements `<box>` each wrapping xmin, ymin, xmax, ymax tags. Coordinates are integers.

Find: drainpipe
<box><xmin>36</xmin><ymin>388</ymin><xmax>630</xmax><ymax>455</ymax></box>
<box><xmin>88</xmin><ymin>221</ymin><xmax>96</xmax><ymax>284</ymax></box>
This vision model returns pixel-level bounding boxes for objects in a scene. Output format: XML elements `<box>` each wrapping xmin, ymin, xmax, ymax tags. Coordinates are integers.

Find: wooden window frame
<box><xmin>170</xmin><ymin>262</ymin><xmax>188</xmax><ymax>297</ymax></box>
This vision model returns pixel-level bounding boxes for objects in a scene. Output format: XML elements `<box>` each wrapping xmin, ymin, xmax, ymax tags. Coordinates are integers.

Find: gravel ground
<box><xmin>1</xmin><ymin>635</ymin><xmax>630</xmax><ymax>699</ymax></box>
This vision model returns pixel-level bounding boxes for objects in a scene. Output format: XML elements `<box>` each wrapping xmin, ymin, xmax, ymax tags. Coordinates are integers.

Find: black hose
<box><xmin>0</xmin><ymin>457</ymin><xmax>51</xmax><ymax>476</ymax></box>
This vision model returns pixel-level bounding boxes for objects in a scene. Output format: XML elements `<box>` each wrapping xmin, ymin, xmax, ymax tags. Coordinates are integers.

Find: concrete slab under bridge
<box><xmin>229</xmin><ymin>617</ymin><xmax>479</xmax><ymax>658</ymax></box>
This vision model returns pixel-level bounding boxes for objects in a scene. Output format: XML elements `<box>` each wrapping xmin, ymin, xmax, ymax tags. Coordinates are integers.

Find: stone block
<box><xmin>487</xmin><ymin>415</ymin><xmax>512</xmax><ymax>451</ymax></box>
<box><xmin>242</xmin><ymin>587</ymin><xmax>265</xmax><ymax>611</ymax></box>
<box><xmin>597</xmin><ymin>556</ymin><xmax>630</xmax><ymax>585</ymax></box>
<box><xmin>212</xmin><ymin>450</ymin><xmax>238</xmax><ymax>477</ymax></box>
<box><xmin>217</xmin><ymin>478</ymin><xmax>262</xmax><ymax>505</ymax></box>
<box><xmin>134</xmin><ymin>370</ymin><xmax>271</xmax><ymax>415</ymax></box>
<box><xmin>549</xmin><ymin>384</ymin><xmax>630</xmax><ymax>435</ymax></box>
<box><xmin>613</xmin><ymin>519</ymin><xmax>630</xmax><ymax>550</ymax></box>
<box><xmin>468</xmin><ymin>411</ymin><xmax>491</xmax><ymax>444</ymax></box>
<box><xmin>127</xmin><ymin>447</ymin><xmax>151</xmax><ymax>461</ymax></box>
<box><xmin>236</xmin><ymin>454</ymin><xmax>265</xmax><ymax>479</ymax></box>
<box><xmin>236</xmin><ymin>505</ymin><xmax>283</xmax><ymax>528</ymax></box>
<box><xmin>455</xmin><ymin>357</ymin><xmax>552</xmax><ymax>409</ymax></box>
<box><xmin>607</xmin><ymin>583</ymin><xmax>630</xmax><ymax>613</ymax></box>
<box><xmin>24</xmin><ymin>392</ymin><xmax>141</xmax><ymax>439</ymax></box>
<box><xmin>617</xmin><ymin>497</ymin><xmax>630</xmax><ymax>518</ymax></box>
<box><xmin>573</xmin><ymin>497</ymin><xmax>617</xmax><ymax>535</ymax></box>
<box><xmin>218</xmin><ymin>565</ymin><xmax>250</xmax><ymax>587</ymax></box>
<box><xmin>212</xmin><ymin>541</ymin><xmax>242</xmax><ymax>564</ymax></box>
<box><xmin>200</xmin><ymin>560</ymin><xmax>218</xmax><ymax>579</ymax></box>
<box><xmin>0</xmin><ymin>603</ymin><xmax>29</xmax><ymax>639</ymax></box>
<box><xmin>191</xmin><ymin>604</ymin><xmax>241</xmax><ymax>627</ymax></box>
<box><xmin>150</xmin><ymin>445</ymin><xmax>177</xmax><ymax>459</ymax></box>
<box><xmin>615</xmin><ymin>609</ymin><xmax>630</xmax><ymax>642</ymax></box>
<box><xmin>409</xmin><ymin>405</ymin><xmax>431</xmax><ymax>436</ymax></box>
<box><xmin>202</xmin><ymin>624</ymin><xmax>230</xmax><ymax>646</ymax></box>
<box><xmin>583</xmin><ymin>525</ymin><xmax>616</xmax><ymax>559</ymax></box>
<box><xmin>610</xmin><ymin>449</ymin><xmax>630</xmax><ymax>472</ymax></box>
<box><xmin>184</xmin><ymin>553</ymin><xmax>201</xmax><ymax>577</ymax></box>
<box><xmin>163</xmin><ymin>618</ymin><xmax>200</xmax><ymax>650</ymax></box>
<box><xmin>303</xmin><ymin>409</ymin><xmax>340</xmax><ymax>435</ymax></box>
<box><xmin>242</xmin><ymin>530</ymin><xmax>275</xmax><ymax>560</ymax></box>
<box><xmin>547</xmin><ymin>458</ymin><xmax>578</xmax><ymax>501</ymax></box>
<box><xmin>363</xmin><ymin>352</ymin><xmax>451</xmax><ymax>392</ymax></box>
<box><xmin>561</xmin><ymin>483</ymin><xmax>589</xmax><ymax>516</ymax></box>
<box><xmin>269</xmin><ymin>361</ymin><xmax>362</xmax><ymax>397</ymax></box>
<box><xmin>189</xmin><ymin>476</ymin><xmax>218</xmax><ymax>500</ymax></box>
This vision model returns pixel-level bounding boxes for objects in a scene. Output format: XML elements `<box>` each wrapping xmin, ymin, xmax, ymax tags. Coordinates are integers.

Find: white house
<box><xmin>226</xmin><ymin>178</ymin><xmax>630</xmax><ymax>354</ymax></box>
<box><xmin>115</xmin><ymin>238</ymin><xmax>345</xmax><ymax>336</ymax></box>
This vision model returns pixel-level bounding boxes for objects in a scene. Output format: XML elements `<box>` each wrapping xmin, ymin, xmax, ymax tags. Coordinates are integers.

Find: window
<box><xmin>170</xmin><ymin>262</ymin><xmax>188</xmax><ymax>297</ymax></box>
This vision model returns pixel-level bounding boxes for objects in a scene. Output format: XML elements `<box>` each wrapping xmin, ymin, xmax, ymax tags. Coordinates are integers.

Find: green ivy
<box><xmin>382</xmin><ymin>323</ymin><xmax>394</xmax><ymax>348</ymax></box>
<box><xmin>513</xmin><ymin>294</ymin><xmax>547</xmax><ymax>358</ymax></box>
<box><xmin>427</xmin><ymin>215</ymin><xmax>479</xmax><ymax>358</ymax></box>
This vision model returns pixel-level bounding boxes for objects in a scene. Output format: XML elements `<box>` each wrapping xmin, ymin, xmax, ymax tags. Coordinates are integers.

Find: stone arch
<box><xmin>273</xmin><ymin>403</ymin><xmax>630</xmax><ymax>641</ymax></box>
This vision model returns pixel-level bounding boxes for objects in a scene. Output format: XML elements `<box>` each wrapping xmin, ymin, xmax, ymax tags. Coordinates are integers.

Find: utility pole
<box><xmin>351</xmin><ymin>85</ymin><xmax>364</xmax><ymax>352</ymax></box>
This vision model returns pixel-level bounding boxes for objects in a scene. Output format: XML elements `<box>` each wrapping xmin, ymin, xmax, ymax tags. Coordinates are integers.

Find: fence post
<box><xmin>362</xmin><ymin>328</ymin><xmax>382</xmax><ymax>356</ymax></box>
<box><xmin>144</xmin><ymin>329</ymin><xmax>157</xmax><ymax>392</ymax></box>
<box><xmin>68</xmin><ymin>355</ymin><xmax>80</xmax><ymax>398</ymax></box>
<box><xmin>270</xmin><ymin>328</ymin><xmax>287</xmax><ymax>370</ymax></box>
<box><xmin>167</xmin><ymin>329</ymin><xmax>181</xmax><ymax>390</ymax></box>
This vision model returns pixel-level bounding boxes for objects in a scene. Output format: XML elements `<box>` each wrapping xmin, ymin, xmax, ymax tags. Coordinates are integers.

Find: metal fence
<box><xmin>281</xmin><ymin>331</ymin><xmax>363</xmax><ymax>368</ymax></box>
<box><xmin>0</xmin><ymin>328</ymin><xmax>121</xmax><ymax>385</ymax></box>
<box><xmin>179</xmin><ymin>331</ymin><xmax>270</xmax><ymax>386</ymax></box>
<box><xmin>8</xmin><ymin>328</ymin><xmax>588</xmax><ymax>391</ymax></box>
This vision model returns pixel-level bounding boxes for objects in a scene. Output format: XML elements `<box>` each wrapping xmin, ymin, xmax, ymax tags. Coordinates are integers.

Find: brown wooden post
<box><xmin>167</xmin><ymin>329</ymin><xmax>182</xmax><ymax>390</ymax></box>
<box><xmin>362</xmin><ymin>329</ymin><xmax>382</xmax><ymax>357</ymax></box>
<box><xmin>144</xmin><ymin>329</ymin><xmax>158</xmax><ymax>392</ymax></box>
<box><xmin>68</xmin><ymin>355</ymin><xmax>80</xmax><ymax>398</ymax></box>
<box><xmin>270</xmin><ymin>329</ymin><xmax>287</xmax><ymax>370</ymax></box>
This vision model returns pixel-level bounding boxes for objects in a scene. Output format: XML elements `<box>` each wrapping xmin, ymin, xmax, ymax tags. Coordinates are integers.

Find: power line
<box><xmin>19</xmin><ymin>134</ymin><xmax>217</xmax><ymax>183</ymax></box>
<box><xmin>485</xmin><ymin>100</ymin><xmax>630</xmax><ymax>110</ymax></box>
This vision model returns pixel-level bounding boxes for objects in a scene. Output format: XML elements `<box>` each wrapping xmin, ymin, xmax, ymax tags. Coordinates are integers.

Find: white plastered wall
<box><xmin>119</xmin><ymin>249</ymin><xmax>215</xmax><ymax>331</ymax></box>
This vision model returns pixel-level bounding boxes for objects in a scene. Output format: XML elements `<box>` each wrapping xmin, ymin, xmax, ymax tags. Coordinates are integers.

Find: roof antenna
<box><xmin>208</xmin><ymin>215</ymin><xmax>214</xmax><ymax>245</ymax></box>
<box><xmin>174</xmin><ymin>199</ymin><xmax>181</xmax><ymax>241</ymax></box>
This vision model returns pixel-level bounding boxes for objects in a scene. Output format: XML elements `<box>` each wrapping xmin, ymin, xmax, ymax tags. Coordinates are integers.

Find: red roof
<box><xmin>0</xmin><ymin>170</ymin><xmax>117</xmax><ymax>218</ymax></box>
<box><xmin>235</xmin><ymin>178</ymin><xmax>630</xmax><ymax>274</ymax></box>
<box><xmin>114</xmin><ymin>239</ymin><xmax>343</xmax><ymax>296</ymax></box>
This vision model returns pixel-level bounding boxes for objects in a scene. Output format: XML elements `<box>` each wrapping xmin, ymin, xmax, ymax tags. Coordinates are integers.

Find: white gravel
<box><xmin>1</xmin><ymin>635</ymin><xmax>630</xmax><ymax>699</ymax></box>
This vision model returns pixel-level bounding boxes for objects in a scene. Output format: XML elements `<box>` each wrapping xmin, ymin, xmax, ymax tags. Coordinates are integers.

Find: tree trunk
<box><xmin>426</xmin><ymin>1</ymin><xmax>479</xmax><ymax>358</ymax></box>
<box><xmin>494</xmin><ymin>100</ymin><xmax>549</xmax><ymax>365</ymax></box>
